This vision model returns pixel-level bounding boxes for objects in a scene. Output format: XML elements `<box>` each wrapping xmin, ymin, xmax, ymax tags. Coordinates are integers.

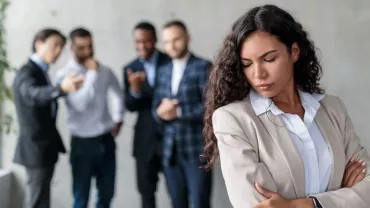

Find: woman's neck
<box><xmin>272</xmin><ymin>82</ymin><xmax>304</xmax><ymax>118</ymax></box>
<box><xmin>273</xmin><ymin>86</ymin><xmax>299</xmax><ymax>107</ymax></box>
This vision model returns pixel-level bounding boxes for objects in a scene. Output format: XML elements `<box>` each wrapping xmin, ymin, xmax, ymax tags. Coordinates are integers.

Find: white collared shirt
<box><xmin>171</xmin><ymin>53</ymin><xmax>190</xmax><ymax>95</ymax></box>
<box><xmin>250</xmin><ymin>90</ymin><xmax>332</xmax><ymax>196</ymax></box>
<box><xmin>57</xmin><ymin>59</ymin><xmax>124</xmax><ymax>138</ymax></box>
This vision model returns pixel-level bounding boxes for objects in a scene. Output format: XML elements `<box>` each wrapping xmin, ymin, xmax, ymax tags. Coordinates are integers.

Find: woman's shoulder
<box><xmin>212</xmin><ymin>97</ymin><xmax>258</xmax><ymax>133</ymax></box>
<box><xmin>320</xmin><ymin>94</ymin><xmax>347</xmax><ymax>115</ymax></box>
<box><xmin>319</xmin><ymin>94</ymin><xmax>349</xmax><ymax>130</ymax></box>
<box><xmin>213</xmin><ymin>97</ymin><xmax>255</xmax><ymax>118</ymax></box>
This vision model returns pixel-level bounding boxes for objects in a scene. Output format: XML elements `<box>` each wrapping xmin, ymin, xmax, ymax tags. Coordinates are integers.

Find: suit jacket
<box><xmin>12</xmin><ymin>59</ymin><xmax>66</xmax><ymax>168</ymax></box>
<box><xmin>123</xmin><ymin>51</ymin><xmax>171</xmax><ymax>162</ymax></box>
<box><xmin>213</xmin><ymin>94</ymin><xmax>370</xmax><ymax>208</ymax></box>
<box><xmin>153</xmin><ymin>53</ymin><xmax>212</xmax><ymax>166</ymax></box>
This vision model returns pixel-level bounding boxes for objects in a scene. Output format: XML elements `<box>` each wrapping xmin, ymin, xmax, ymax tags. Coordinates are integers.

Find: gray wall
<box><xmin>2</xmin><ymin>0</ymin><xmax>370</xmax><ymax>207</ymax></box>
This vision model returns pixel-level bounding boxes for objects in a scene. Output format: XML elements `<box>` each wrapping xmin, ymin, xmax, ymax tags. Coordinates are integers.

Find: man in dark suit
<box><xmin>153</xmin><ymin>20</ymin><xmax>213</xmax><ymax>208</ymax></box>
<box><xmin>123</xmin><ymin>22</ymin><xmax>170</xmax><ymax>208</ymax></box>
<box><xmin>12</xmin><ymin>28</ymin><xmax>84</xmax><ymax>208</ymax></box>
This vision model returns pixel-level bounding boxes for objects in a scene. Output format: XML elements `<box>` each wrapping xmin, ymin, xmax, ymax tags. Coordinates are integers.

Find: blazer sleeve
<box><xmin>212</xmin><ymin>108</ymin><xmax>278</xmax><ymax>208</ymax></box>
<box><xmin>311</xmin><ymin>97</ymin><xmax>370</xmax><ymax>208</ymax></box>
<box><xmin>18</xmin><ymin>68</ymin><xmax>65</xmax><ymax>106</ymax></box>
<box><xmin>123</xmin><ymin>66</ymin><xmax>147</xmax><ymax>112</ymax></box>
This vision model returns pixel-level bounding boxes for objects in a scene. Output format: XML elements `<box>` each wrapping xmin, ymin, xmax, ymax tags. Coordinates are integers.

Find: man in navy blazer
<box><xmin>153</xmin><ymin>20</ymin><xmax>213</xmax><ymax>208</ymax></box>
<box><xmin>123</xmin><ymin>22</ymin><xmax>170</xmax><ymax>208</ymax></box>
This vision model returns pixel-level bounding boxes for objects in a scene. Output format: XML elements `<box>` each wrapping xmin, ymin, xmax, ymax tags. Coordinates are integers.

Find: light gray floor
<box><xmin>51</xmin><ymin>113</ymin><xmax>233</xmax><ymax>208</ymax></box>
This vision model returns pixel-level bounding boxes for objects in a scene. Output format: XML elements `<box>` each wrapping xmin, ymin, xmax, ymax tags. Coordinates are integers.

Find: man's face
<box><xmin>162</xmin><ymin>26</ymin><xmax>189</xmax><ymax>59</ymax></box>
<box><xmin>134</xmin><ymin>29</ymin><xmax>156</xmax><ymax>60</ymax></box>
<box><xmin>35</xmin><ymin>34</ymin><xmax>65</xmax><ymax>64</ymax></box>
<box><xmin>71</xmin><ymin>36</ymin><xmax>94</xmax><ymax>63</ymax></box>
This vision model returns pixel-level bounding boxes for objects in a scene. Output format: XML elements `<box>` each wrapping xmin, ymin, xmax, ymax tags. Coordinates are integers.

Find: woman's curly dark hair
<box><xmin>202</xmin><ymin>4</ymin><xmax>324</xmax><ymax>169</ymax></box>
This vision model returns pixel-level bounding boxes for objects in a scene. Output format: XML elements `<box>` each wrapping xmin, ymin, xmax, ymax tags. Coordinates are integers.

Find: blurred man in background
<box><xmin>123</xmin><ymin>21</ymin><xmax>170</xmax><ymax>208</ymax></box>
<box><xmin>13</xmin><ymin>28</ymin><xmax>84</xmax><ymax>208</ymax></box>
<box><xmin>57</xmin><ymin>27</ymin><xmax>124</xmax><ymax>208</ymax></box>
<box><xmin>153</xmin><ymin>20</ymin><xmax>213</xmax><ymax>208</ymax></box>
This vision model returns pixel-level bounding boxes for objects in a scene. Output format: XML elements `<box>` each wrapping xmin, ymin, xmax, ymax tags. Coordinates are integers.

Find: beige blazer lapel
<box><xmin>315</xmin><ymin>106</ymin><xmax>346</xmax><ymax>191</ymax></box>
<box><xmin>258</xmin><ymin>111</ymin><xmax>306</xmax><ymax>198</ymax></box>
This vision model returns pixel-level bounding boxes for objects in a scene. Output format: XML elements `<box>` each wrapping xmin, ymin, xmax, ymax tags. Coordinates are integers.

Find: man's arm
<box><xmin>108</xmin><ymin>69</ymin><xmax>124</xmax><ymax>123</ymax></box>
<box><xmin>65</xmin><ymin>70</ymin><xmax>97</xmax><ymax>112</ymax></box>
<box><xmin>123</xmin><ymin>66</ymin><xmax>146</xmax><ymax>112</ymax></box>
<box><xmin>177</xmin><ymin>61</ymin><xmax>211</xmax><ymax>121</ymax></box>
<box><xmin>152</xmin><ymin>70</ymin><xmax>166</xmax><ymax>123</ymax></box>
<box><xmin>18</xmin><ymin>69</ymin><xmax>65</xmax><ymax>106</ymax></box>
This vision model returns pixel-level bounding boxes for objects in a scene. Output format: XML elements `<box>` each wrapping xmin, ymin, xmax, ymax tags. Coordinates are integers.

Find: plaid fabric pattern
<box><xmin>152</xmin><ymin>54</ymin><xmax>211</xmax><ymax>166</ymax></box>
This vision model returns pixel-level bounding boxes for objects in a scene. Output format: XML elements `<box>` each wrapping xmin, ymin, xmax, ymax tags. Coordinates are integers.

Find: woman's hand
<box><xmin>342</xmin><ymin>157</ymin><xmax>366</xmax><ymax>188</ymax></box>
<box><xmin>253</xmin><ymin>157</ymin><xmax>367</xmax><ymax>208</ymax></box>
<box><xmin>253</xmin><ymin>183</ymin><xmax>313</xmax><ymax>208</ymax></box>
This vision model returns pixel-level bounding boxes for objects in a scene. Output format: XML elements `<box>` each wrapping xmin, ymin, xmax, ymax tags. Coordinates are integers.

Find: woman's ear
<box><xmin>291</xmin><ymin>42</ymin><xmax>300</xmax><ymax>62</ymax></box>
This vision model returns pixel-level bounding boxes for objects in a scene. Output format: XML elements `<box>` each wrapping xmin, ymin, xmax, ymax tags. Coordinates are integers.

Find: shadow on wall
<box><xmin>9</xmin><ymin>168</ymin><xmax>25</xmax><ymax>208</ymax></box>
<box><xmin>0</xmin><ymin>169</ymin><xmax>12</xmax><ymax>208</ymax></box>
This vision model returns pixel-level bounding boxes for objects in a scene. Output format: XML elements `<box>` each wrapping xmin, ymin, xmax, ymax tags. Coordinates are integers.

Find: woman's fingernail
<box><xmin>358</xmin><ymin>160</ymin><xmax>364</xmax><ymax>163</ymax></box>
<box><xmin>363</xmin><ymin>169</ymin><xmax>367</xmax><ymax>173</ymax></box>
<box><xmin>362</xmin><ymin>162</ymin><xmax>366</xmax><ymax>166</ymax></box>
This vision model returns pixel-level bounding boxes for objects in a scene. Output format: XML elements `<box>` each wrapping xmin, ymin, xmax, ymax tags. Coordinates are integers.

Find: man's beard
<box><xmin>76</xmin><ymin>52</ymin><xmax>94</xmax><ymax>64</ymax></box>
<box><xmin>172</xmin><ymin>47</ymin><xmax>188</xmax><ymax>59</ymax></box>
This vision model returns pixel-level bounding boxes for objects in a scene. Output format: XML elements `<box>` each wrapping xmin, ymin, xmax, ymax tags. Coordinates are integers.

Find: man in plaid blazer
<box><xmin>153</xmin><ymin>20</ymin><xmax>213</xmax><ymax>208</ymax></box>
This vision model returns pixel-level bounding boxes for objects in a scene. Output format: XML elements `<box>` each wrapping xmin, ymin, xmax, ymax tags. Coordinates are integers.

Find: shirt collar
<box><xmin>30</xmin><ymin>53</ymin><xmax>49</xmax><ymax>72</ymax></box>
<box><xmin>249</xmin><ymin>89</ymin><xmax>325</xmax><ymax>117</ymax></box>
<box><xmin>139</xmin><ymin>50</ymin><xmax>159</xmax><ymax>65</ymax></box>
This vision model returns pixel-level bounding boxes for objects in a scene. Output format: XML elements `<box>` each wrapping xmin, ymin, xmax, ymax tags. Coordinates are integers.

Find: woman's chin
<box><xmin>255</xmin><ymin>89</ymin><xmax>278</xmax><ymax>98</ymax></box>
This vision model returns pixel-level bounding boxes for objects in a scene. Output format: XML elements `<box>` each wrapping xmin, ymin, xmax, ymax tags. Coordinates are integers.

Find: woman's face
<box><xmin>240</xmin><ymin>31</ymin><xmax>300</xmax><ymax>98</ymax></box>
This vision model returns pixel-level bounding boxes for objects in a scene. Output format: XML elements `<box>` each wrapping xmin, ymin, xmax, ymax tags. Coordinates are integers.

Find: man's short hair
<box><xmin>134</xmin><ymin>21</ymin><xmax>157</xmax><ymax>40</ymax></box>
<box><xmin>69</xmin><ymin>27</ymin><xmax>92</xmax><ymax>42</ymax></box>
<box><xmin>32</xmin><ymin>28</ymin><xmax>66</xmax><ymax>52</ymax></box>
<box><xmin>163</xmin><ymin>20</ymin><xmax>188</xmax><ymax>33</ymax></box>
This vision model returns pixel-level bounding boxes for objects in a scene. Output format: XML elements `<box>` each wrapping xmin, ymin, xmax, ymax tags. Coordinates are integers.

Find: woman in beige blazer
<box><xmin>203</xmin><ymin>4</ymin><xmax>369</xmax><ymax>208</ymax></box>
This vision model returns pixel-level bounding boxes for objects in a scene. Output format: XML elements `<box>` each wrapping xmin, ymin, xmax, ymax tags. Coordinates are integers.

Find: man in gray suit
<box><xmin>12</xmin><ymin>28</ymin><xmax>84</xmax><ymax>208</ymax></box>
